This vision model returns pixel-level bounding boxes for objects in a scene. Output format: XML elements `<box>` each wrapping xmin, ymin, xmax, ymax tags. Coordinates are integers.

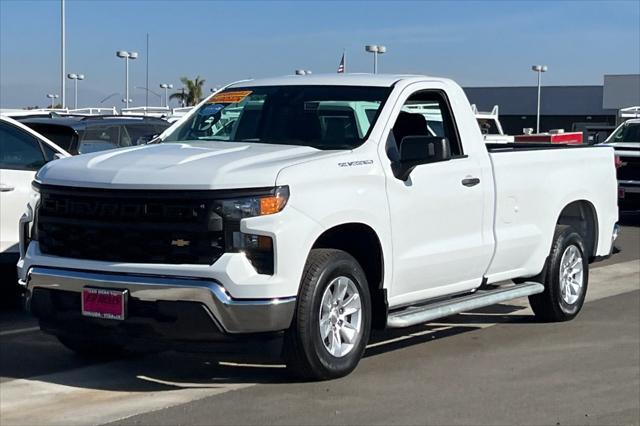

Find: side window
<box><xmin>0</xmin><ymin>122</ymin><xmax>47</xmax><ymax>171</ymax></box>
<box><xmin>389</xmin><ymin>90</ymin><xmax>463</xmax><ymax>158</ymax></box>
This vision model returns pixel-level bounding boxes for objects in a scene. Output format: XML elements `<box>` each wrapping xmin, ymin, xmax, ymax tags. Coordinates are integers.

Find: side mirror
<box><xmin>392</xmin><ymin>136</ymin><xmax>451</xmax><ymax>181</ymax></box>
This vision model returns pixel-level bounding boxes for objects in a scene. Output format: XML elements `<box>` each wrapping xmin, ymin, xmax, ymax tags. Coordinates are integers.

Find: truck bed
<box><xmin>486</xmin><ymin>142</ymin><xmax>591</xmax><ymax>152</ymax></box>
<box><xmin>483</xmin><ymin>143</ymin><xmax>618</xmax><ymax>283</ymax></box>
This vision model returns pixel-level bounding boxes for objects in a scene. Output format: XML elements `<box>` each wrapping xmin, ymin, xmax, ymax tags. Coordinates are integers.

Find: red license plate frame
<box><xmin>81</xmin><ymin>287</ymin><xmax>127</xmax><ymax>320</ymax></box>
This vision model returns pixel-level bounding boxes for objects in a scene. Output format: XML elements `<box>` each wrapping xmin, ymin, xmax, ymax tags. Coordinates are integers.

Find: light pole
<box><xmin>365</xmin><ymin>45</ymin><xmax>386</xmax><ymax>74</ymax></box>
<box><xmin>531</xmin><ymin>65</ymin><xmax>548</xmax><ymax>133</ymax></box>
<box><xmin>46</xmin><ymin>94</ymin><xmax>59</xmax><ymax>108</ymax></box>
<box><xmin>99</xmin><ymin>92</ymin><xmax>119</xmax><ymax>105</ymax></box>
<box><xmin>135</xmin><ymin>86</ymin><xmax>162</xmax><ymax>106</ymax></box>
<box><xmin>67</xmin><ymin>73</ymin><xmax>84</xmax><ymax>109</ymax></box>
<box><xmin>159</xmin><ymin>83</ymin><xmax>173</xmax><ymax>108</ymax></box>
<box><xmin>61</xmin><ymin>0</ymin><xmax>65</xmax><ymax>108</ymax></box>
<box><xmin>116</xmin><ymin>50</ymin><xmax>138</xmax><ymax>109</ymax></box>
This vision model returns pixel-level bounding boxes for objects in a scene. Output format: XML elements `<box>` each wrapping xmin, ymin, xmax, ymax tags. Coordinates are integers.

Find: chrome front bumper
<box><xmin>25</xmin><ymin>267</ymin><xmax>296</xmax><ymax>334</ymax></box>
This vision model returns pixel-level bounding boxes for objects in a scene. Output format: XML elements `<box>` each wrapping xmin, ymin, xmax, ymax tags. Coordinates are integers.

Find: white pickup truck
<box><xmin>18</xmin><ymin>74</ymin><xmax>619</xmax><ymax>380</ymax></box>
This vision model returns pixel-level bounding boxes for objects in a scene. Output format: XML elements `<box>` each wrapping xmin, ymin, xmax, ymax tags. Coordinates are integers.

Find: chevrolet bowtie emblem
<box><xmin>171</xmin><ymin>239</ymin><xmax>190</xmax><ymax>247</ymax></box>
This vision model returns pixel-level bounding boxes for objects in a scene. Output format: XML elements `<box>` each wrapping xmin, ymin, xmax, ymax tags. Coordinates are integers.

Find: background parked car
<box><xmin>0</xmin><ymin>115</ymin><xmax>70</xmax><ymax>302</ymax></box>
<box><xmin>16</xmin><ymin>115</ymin><xmax>171</xmax><ymax>155</ymax></box>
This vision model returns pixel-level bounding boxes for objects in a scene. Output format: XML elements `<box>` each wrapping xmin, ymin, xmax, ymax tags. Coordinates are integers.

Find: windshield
<box><xmin>163</xmin><ymin>85</ymin><xmax>391</xmax><ymax>150</ymax></box>
<box><xmin>605</xmin><ymin>121</ymin><xmax>640</xmax><ymax>143</ymax></box>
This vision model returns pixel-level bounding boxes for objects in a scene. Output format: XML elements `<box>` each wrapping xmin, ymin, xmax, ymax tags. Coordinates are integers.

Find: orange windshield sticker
<box><xmin>208</xmin><ymin>90</ymin><xmax>253</xmax><ymax>104</ymax></box>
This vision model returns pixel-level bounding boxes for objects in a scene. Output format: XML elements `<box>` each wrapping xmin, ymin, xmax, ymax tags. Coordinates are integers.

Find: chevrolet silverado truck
<box><xmin>18</xmin><ymin>74</ymin><xmax>619</xmax><ymax>380</ymax></box>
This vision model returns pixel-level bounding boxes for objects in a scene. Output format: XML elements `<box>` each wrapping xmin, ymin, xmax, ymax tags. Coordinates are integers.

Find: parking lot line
<box><xmin>0</xmin><ymin>326</ymin><xmax>40</xmax><ymax>337</ymax></box>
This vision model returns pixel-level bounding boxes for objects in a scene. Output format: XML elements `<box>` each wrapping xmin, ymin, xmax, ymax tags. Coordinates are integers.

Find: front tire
<box><xmin>283</xmin><ymin>249</ymin><xmax>371</xmax><ymax>381</ymax></box>
<box><xmin>529</xmin><ymin>225</ymin><xmax>589</xmax><ymax>322</ymax></box>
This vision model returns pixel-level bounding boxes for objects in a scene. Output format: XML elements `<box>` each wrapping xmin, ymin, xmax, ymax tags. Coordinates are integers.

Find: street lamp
<box><xmin>365</xmin><ymin>45</ymin><xmax>386</xmax><ymax>74</ymax></box>
<box><xmin>46</xmin><ymin>94</ymin><xmax>59</xmax><ymax>108</ymax></box>
<box><xmin>67</xmin><ymin>73</ymin><xmax>84</xmax><ymax>109</ymax></box>
<box><xmin>116</xmin><ymin>50</ymin><xmax>138</xmax><ymax>109</ymax></box>
<box><xmin>135</xmin><ymin>86</ymin><xmax>162</xmax><ymax>107</ymax></box>
<box><xmin>99</xmin><ymin>92</ymin><xmax>119</xmax><ymax>104</ymax></box>
<box><xmin>159</xmin><ymin>83</ymin><xmax>173</xmax><ymax>108</ymax></box>
<box><xmin>531</xmin><ymin>64</ymin><xmax>548</xmax><ymax>133</ymax></box>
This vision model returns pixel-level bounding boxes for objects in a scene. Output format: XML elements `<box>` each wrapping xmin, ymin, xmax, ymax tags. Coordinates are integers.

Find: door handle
<box><xmin>461</xmin><ymin>177</ymin><xmax>480</xmax><ymax>187</ymax></box>
<box><xmin>0</xmin><ymin>183</ymin><xmax>15</xmax><ymax>192</ymax></box>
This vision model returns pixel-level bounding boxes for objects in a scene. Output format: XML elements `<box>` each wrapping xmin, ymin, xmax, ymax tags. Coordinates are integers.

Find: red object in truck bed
<box><xmin>514</xmin><ymin>132</ymin><xmax>583</xmax><ymax>145</ymax></box>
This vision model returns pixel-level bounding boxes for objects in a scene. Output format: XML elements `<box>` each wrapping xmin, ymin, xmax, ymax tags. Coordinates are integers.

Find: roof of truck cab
<box><xmin>229</xmin><ymin>73</ymin><xmax>432</xmax><ymax>88</ymax></box>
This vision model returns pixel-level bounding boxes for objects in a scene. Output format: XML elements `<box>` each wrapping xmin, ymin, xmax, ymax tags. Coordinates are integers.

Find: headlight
<box><xmin>19</xmin><ymin>185</ymin><xmax>41</xmax><ymax>256</ymax></box>
<box><xmin>216</xmin><ymin>186</ymin><xmax>289</xmax><ymax>275</ymax></box>
<box><xmin>218</xmin><ymin>186</ymin><xmax>289</xmax><ymax>220</ymax></box>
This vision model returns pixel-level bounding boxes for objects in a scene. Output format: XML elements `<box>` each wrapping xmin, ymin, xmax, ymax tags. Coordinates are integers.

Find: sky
<box><xmin>1</xmin><ymin>0</ymin><xmax>639</xmax><ymax>109</ymax></box>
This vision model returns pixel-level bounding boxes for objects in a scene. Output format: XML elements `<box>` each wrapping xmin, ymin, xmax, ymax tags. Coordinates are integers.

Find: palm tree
<box><xmin>170</xmin><ymin>76</ymin><xmax>206</xmax><ymax>106</ymax></box>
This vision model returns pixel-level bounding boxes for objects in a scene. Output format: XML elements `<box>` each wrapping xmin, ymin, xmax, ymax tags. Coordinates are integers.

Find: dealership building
<box><xmin>464</xmin><ymin>74</ymin><xmax>640</xmax><ymax>135</ymax></box>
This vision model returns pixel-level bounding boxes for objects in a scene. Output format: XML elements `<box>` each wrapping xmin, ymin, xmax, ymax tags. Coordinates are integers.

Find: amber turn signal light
<box><xmin>259</xmin><ymin>186</ymin><xmax>289</xmax><ymax>215</ymax></box>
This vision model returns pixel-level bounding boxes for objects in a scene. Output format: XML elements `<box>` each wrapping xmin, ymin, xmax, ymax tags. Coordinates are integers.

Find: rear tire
<box><xmin>529</xmin><ymin>225</ymin><xmax>589</xmax><ymax>322</ymax></box>
<box><xmin>283</xmin><ymin>249</ymin><xmax>371</xmax><ymax>381</ymax></box>
<box><xmin>57</xmin><ymin>335</ymin><xmax>130</xmax><ymax>359</ymax></box>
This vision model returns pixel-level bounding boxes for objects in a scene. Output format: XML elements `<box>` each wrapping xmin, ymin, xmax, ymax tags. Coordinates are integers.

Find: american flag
<box><xmin>337</xmin><ymin>52</ymin><xmax>345</xmax><ymax>73</ymax></box>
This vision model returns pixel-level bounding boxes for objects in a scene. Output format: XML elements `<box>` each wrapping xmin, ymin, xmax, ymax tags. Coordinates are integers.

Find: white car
<box><xmin>0</xmin><ymin>115</ymin><xmax>69</xmax><ymax>265</ymax></box>
<box><xmin>18</xmin><ymin>74</ymin><xmax>618</xmax><ymax>379</ymax></box>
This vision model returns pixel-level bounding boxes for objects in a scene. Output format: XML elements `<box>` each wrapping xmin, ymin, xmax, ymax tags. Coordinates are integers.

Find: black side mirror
<box><xmin>392</xmin><ymin>136</ymin><xmax>451</xmax><ymax>181</ymax></box>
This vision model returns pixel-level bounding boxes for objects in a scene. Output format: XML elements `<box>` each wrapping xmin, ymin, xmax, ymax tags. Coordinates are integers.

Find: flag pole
<box><xmin>343</xmin><ymin>48</ymin><xmax>346</xmax><ymax>73</ymax></box>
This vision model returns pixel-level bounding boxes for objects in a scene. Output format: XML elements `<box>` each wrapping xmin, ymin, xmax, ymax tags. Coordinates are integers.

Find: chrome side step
<box><xmin>386</xmin><ymin>282</ymin><xmax>544</xmax><ymax>328</ymax></box>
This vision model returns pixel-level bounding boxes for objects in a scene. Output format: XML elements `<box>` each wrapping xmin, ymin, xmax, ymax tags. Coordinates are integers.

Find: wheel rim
<box><xmin>318</xmin><ymin>276</ymin><xmax>363</xmax><ymax>358</ymax></box>
<box><xmin>559</xmin><ymin>244</ymin><xmax>584</xmax><ymax>305</ymax></box>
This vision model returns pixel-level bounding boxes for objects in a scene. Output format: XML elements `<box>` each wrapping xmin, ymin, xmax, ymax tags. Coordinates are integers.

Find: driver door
<box><xmin>382</xmin><ymin>86</ymin><xmax>493</xmax><ymax>306</ymax></box>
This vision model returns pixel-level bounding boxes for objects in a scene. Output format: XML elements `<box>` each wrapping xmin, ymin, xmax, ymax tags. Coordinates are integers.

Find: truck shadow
<box><xmin>1</xmin><ymin>303</ymin><xmax>534</xmax><ymax>391</ymax></box>
<box><xmin>364</xmin><ymin>303</ymin><xmax>531</xmax><ymax>357</ymax></box>
<box><xmin>619</xmin><ymin>212</ymin><xmax>640</xmax><ymax>227</ymax></box>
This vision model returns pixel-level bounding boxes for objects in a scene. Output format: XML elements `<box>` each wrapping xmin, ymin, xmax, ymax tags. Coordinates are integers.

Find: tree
<box><xmin>169</xmin><ymin>76</ymin><xmax>206</xmax><ymax>107</ymax></box>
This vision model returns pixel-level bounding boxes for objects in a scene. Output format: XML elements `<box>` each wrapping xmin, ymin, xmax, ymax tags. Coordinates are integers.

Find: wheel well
<box><xmin>557</xmin><ymin>200</ymin><xmax>598</xmax><ymax>260</ymax></box>
<box><xmin>312</xmin><ymin>223</ymin><xmax>387</xmax><ymax>329</ymax></box>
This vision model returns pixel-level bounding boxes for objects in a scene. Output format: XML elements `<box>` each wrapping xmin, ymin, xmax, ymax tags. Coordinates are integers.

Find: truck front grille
<box><xmin>618</xmin><ymin>155</ymin><xmax>640</xmax><ymax>182</ymax></box>
<box><xmin>36</xmin><ymin>185</ymin><xmax>229</xmax><ymax>264</ymax></box>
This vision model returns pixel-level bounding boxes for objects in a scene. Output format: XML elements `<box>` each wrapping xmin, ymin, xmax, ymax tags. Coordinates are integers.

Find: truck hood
<box><xmin>36</xmin><ymin>142</ymin><xmax>337</xmax><ymax>189</ymax></box>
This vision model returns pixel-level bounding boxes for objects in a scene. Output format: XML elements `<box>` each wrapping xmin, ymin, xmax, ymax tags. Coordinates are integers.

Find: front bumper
<box><xmin>25</xmin><ymin>267</ymin><xmax>296</xmax><ymax>338</ymax></box>
<box><xmin>618</xmin><ymin>181</ymin><xmax>640</xmax><ymax>211</ymax></box>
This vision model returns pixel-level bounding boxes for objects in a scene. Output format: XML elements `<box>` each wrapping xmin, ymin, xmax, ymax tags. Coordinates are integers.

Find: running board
<box><xmin>386</xmin><ymin>282</ymin><xmax>544</xmax><ymax>328</ymax></box>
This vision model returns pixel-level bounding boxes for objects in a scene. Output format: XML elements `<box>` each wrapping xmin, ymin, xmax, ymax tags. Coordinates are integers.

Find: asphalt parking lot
<box><xmin>1</xmin><ymin>217</ymin><xmax>638</xmax><ymax>426</ymax></box>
